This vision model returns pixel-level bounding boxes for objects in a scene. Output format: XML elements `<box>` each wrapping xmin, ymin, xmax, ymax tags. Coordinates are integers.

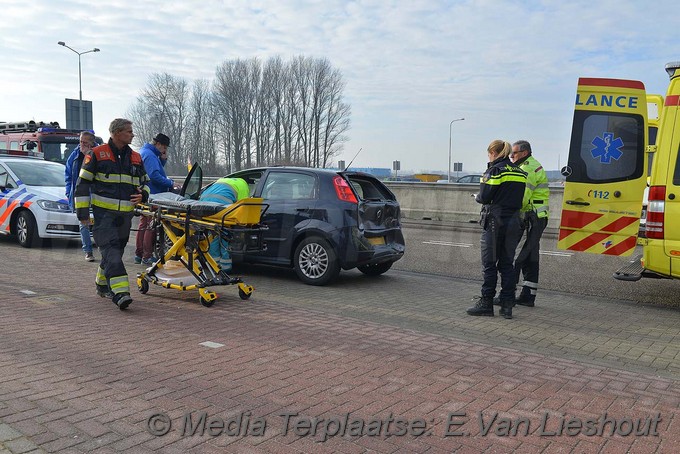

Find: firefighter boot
<box><xmin>113</xmin><ymin>292</ymin><xmax>133</xmax><ymax>311</ymax></box>
<box><xmin>466</xmin><ymin>296</ymin><xmax>494</xmax><ymax>316</ymax></box>
<box><xmin>499</xmin><ymin>300</ymin><xmax>513</xmax><ymax>319</ymax></box>
<box><xmin>515</xmin><ymin>287</ymin><xmax>536</xmax><ymax>307</ymax></box>
<box><xmin>96</xmin><ymin>284</ymin><xmax>114</xmax><ymax>299</ymax></box>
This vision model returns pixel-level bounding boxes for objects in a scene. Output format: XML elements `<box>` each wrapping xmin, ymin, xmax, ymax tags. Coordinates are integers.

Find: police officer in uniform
<box><xmin>509</xmin><ymin>140</ymin><xmax>549</xmax><ymax>307</ymax></box>
<box><xmin>75</xmin><ymin>119</ymin><xmax>150</xmax><ymax>310</ymax></box>
<box><xmin>467</xmin><ymin>140</ymin><xmax>527</xmax><ymax>319</ymax></box>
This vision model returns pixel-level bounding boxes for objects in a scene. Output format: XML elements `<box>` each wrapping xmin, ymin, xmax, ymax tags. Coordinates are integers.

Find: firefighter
<box><xmin>75</xmin><ymin>118</ymin><xmax>150</xmax><ymax>310</ymax></box>
<box><xmin>467</xmin><ymin>140</ymin><xmax>527</xmax><ymax>319</ymax></box>
<box><xmin>509</xmin><ymin>140</ymin><xmax>549</xmax><ymax>307</ymax></box>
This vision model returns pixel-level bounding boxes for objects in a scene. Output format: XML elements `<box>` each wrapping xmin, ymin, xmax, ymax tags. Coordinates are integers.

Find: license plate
<box><xmin>367</xmin><ymin>237</ymin><xmax>385</xmax><ymax>245</ymax></box>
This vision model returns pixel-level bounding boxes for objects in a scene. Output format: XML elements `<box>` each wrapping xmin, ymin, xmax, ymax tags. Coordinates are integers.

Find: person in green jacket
<box><xmin>198</xmin><ymin>177</ymin><xmax>249</xmax><ymax>271</ymax></box>
<box><xmin>509</xmin><ymin>140</ymin><xmax>550</xmax><ymax>307</ymax></box>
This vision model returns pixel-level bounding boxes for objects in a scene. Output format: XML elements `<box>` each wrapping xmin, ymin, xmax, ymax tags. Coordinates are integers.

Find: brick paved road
<box><xmin>0</xmin><ymin>237</ymin><xmax>679</xmax><ymax>453</ymax></box>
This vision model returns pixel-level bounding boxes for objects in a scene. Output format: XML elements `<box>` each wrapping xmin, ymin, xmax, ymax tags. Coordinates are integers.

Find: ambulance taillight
<box><xmin>645</xmin><ymin>186</ymin><xmax>666</xmax><ymax>239</ymax></box>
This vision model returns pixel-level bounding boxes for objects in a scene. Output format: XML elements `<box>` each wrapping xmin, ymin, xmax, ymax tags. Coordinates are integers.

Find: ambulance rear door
<box><xmin>558</xmin><ymin>78</ymin><xmax>648</xmax><ymax>256</ymax></box>
<box><xmin>657</xmin><ymin>64</ymin><xmax>680</xmax><ymax>275</ymax></box>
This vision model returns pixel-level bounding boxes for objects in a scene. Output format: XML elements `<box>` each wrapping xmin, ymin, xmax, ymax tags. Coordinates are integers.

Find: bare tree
<box><xmin>128</xmin><ymin>56</ymin><xmax>350</xmax><ymax>175</ymax></box>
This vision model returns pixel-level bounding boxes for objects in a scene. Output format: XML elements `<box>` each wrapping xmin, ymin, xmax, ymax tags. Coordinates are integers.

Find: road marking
<box><xmin>422</xmin><ymin>241</ymin><xmax>474</xmax><ymax>248</ymax></box>
<box><xmin>423</xmin><ymin>241</ymin><xmax>573</xmax><ymax>257</ymax></box>
<box><xmin>540</xmin><ymin>251</ymin><xmax>573</xmax><ymax>257</ymax></box>
<box><xmin>199</xmin><ymin>341</ymin><xmax>224</xmax><ymax>349</ymax></box>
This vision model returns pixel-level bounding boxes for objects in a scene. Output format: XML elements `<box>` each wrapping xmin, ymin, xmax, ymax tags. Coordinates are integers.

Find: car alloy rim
<box><xmin>17</xmin><ymin>216</ymin><xmax>28</xmax><ymax>244</ymax></box>
<box><xmin>298</xmin><ymin>242</ymin><xmax>329</xmax><ymax>279</ymax></box>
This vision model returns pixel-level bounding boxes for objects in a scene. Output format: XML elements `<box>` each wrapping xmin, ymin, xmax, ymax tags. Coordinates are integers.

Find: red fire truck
<box><xmin>0</xmin><ymin>120</ymin><xmax>101</xmax><ymax>164</ymax></box>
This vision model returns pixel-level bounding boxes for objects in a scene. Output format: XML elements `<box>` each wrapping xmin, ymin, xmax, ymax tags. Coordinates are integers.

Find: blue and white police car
<box><xmin>0</xmin><ymin>151</ymin><xmax>81</xmax><ymax>247</ymax></box>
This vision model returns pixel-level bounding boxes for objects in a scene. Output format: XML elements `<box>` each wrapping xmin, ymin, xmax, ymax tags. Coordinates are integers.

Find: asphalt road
<box><xmin>394</xmin><ymin>224</ymin><xmax>680</xmax><ymax>308</ymax></box>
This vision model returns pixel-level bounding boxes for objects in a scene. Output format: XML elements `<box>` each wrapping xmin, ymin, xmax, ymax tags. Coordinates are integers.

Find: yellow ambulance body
<box><xmin>558</xmin><ymin>61</ymin><xmax>680</xmax><ymax>280</ymax></box>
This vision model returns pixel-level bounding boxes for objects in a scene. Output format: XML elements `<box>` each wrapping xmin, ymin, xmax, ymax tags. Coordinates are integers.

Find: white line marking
<box><xmin>422</xmin><ymin>241</ymin><xmax>474</xmax><ymax>248</ymax></box>
<box><xmin>20</xmin><ymin>290</ymin><xmax>37</xmax><ymax>295</ymax></box>
<box><xmin>199</xmin><ymin>341</ymin><xmax>224</xmax><ymax>349</ymax></box>
<box><xmin>540</xmin><ymin>251</ymin><xmax>573</xmax><ymax>257</ymax></box>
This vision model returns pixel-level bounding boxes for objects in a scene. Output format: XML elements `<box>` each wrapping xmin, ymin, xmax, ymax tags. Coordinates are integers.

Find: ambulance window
<box><xmin>568</xmin><ymin>112</ymin><xmax>644</xmax><ymax>184</ymax></box>
<box><xmin>10</xmin><ymin>141</ymin><xmax>19</xmax><ymax>150</ymax></box>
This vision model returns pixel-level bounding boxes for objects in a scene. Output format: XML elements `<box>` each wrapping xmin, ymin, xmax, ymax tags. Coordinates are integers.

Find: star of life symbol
<box><xmin>591</xmin><ymin>132</ymin><xmax>624</xmax><ymax>164</ymax></box>
<box><xmin>602</xmin><ymin>240</ymin><xmax>613</xmax><ymax>249</ymax></box>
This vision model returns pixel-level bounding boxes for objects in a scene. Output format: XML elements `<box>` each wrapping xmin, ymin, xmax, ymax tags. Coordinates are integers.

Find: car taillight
<box><xmin>333</xmin><ymin>176</ymin><xmax>358</xmax><ymax>203</ymax></box>
<box><xmin>645</xmin><ymin>185</ymin><xmax>666</xmax><ymax>239</ymax></box>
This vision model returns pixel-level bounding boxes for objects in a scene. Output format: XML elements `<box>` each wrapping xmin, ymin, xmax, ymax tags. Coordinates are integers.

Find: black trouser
<box><xmin>92</xmin><ymin>207</ymin><xmax>133</xmax><ymax>296</ymax></box>
<box><xmin>480</xmin><ymin>212</ymin><xmax>523</xmax><ymax>301</ymax></box>
<box><xmin>513</xmin><ymin>214</ymin><xmax>548</xmax><ymax>296</ymax></box>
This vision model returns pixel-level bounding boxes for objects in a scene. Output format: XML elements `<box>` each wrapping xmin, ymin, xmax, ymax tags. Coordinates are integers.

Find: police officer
<box><xmin>467</xmin><ymin>140</ymin><xmax>527</xmax><ymax>319</ymax></box>
<box><xmin>75</xmin><ymin>119</ymin><xmax>150</xmax><ymax>310</ymax></box>
<box><xmin>509</xmin><ymin>140</ymin><xmax>549</xmax><ymax>307</ymax></box>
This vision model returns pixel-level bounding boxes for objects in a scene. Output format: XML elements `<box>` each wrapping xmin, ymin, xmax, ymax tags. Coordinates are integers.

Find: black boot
<box><xmin>467</xmin><ymin>296</ymin><xmax>494</xmax><ymax>316</ymax></box>
<box><xmin>96</xmin><ymin>284</ymin><xmax>114</xmax><ymax>299</ymax></box>
<box><xmin>499</xmin><ymin>300</ymin><xmax>513</xmax><ymax>319</ymax></box>
<box><xmin>515</xmin><ymin>288</ymin><xmax>535</xmax><ymax>307</ymax></box>
<box><xmin>113</xmin><ymin>292</ymin><xmax>133</xmax><ymax>311</ymax></box>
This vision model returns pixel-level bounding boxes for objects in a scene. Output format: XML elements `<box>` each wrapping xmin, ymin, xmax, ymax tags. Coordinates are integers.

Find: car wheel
<box><xmin>357</xmin><ymin>261</ymin><xmax>394</xmax><ymax>276</ymax></box>
<box><xmin>15</xmin><ymin>211</ymin><xmax>39</xmax><ymax>248</ymax></box>
<box><xmin>294</xmin><ymin>236</ymin><xmax>340</xmax><ymax>286</ymax></box>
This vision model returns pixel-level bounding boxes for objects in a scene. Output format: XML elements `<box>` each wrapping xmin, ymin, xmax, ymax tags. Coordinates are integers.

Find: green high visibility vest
<box><xmin>519</xmin><ymin>155</ymin><xmax>550</xmax><ymax>219</ymax></box>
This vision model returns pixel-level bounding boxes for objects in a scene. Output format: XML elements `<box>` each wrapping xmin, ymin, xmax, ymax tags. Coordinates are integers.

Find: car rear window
<box><xmin>346</xmin><ymin>175</ymin><xmax>394</xmax><ymax>201</ymax></box>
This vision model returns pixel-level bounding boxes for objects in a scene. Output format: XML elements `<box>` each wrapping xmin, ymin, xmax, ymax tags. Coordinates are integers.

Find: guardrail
<box><xmin>170</xmin><ymin>176</ymin><xmax>564</xmax><ymax>231</ymax></box>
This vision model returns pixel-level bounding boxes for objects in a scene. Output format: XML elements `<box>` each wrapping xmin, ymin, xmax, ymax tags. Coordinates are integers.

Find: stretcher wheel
<box><xmin>138</xmin><ymin>278</ymin><xmax>149</xmax><ymax>294</ymax></box>
<box><xmin>237</xmin><ymin>282</ymin><xmax>253</xmax><ymax>300</ymax></box>
<box><xmin>200</xmin><ymin>295</ymin><xmax>215</xmax><ymax>307</ymax></box>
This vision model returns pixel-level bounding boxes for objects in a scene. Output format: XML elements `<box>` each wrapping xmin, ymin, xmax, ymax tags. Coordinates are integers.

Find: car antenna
<box><xmin>343</xmin><ymin>148</ymin><xmax>362</xmax><ymax>171</ymax></box>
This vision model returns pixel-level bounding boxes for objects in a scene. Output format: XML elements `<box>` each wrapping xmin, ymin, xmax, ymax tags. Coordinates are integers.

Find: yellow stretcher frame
<box><xmin>134</xmin><ymin>197</ymin><xmax>267</xmax><ymax>307</ymax></box>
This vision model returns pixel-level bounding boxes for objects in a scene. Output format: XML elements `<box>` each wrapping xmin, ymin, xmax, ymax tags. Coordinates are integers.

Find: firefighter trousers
<box><xmin>480</xmin><ymin>212</ymin><xmax>523</xmax><ymax>302</ymax></box>
<box><xmin>513</xmin><ymin>214</ymin><xmax>548</xmax><ymax>295</ymax></box>
<box><xmin>92</xmin><ymin>208</ymin><xmax>133</xmax><ymax>296</ymax></box>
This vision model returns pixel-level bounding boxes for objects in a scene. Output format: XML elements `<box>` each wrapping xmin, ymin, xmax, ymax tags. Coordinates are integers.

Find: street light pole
<box><xmin>57</xmin><ymin>41</ymin><xmax>100</xmax><ymax>130</ymax></box>
<box><xmin>448</xmin><ymin>118</ymin><xmax>465</xmax><ymax>182</ymax></box>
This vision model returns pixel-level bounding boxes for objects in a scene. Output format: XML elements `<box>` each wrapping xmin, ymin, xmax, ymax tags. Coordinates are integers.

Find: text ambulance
<box><xmin>558</xmin><ymin>61</ymin><xmax>680</xmax><ymax>280</ymax></box>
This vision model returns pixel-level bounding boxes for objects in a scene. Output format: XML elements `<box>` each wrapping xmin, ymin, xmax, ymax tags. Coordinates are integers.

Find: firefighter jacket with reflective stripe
<box><xmin>74</xmin><ymin>141</ymin><xmax>150</xmax><ymax>221</ymax></box>
<box><xmin>515</xmin><ymin>154</ymin><xmax>550</xmax><ymax>219</ymax></box>
<box><xmin>476</xmin><ymin>156</ymin><xmax>527</xmax><ymax>218</ymax></box>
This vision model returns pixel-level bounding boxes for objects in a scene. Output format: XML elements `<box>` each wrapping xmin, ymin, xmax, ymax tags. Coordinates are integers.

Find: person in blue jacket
<box><xmin>65</xmin><ymin>131</ymin><xmax>97</xmax><ymax>262</ymax></box>
<box><xmin>134</xmin><ymin>133</ymin><xmax>177</xmax><ymax>264</ymax></box>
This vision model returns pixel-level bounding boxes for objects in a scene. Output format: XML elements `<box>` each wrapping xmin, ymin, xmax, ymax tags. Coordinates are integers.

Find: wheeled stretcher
<box><xmin>134</xmin><ymin>194</ymin><xmax>267</xmax><ymax>306</ymax></box>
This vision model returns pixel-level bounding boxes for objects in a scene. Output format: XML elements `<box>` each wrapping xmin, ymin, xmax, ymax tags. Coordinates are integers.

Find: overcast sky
<box><xmin>1</xmin><ymin>0</ymin><xmax>676</xmax><ymax>175</ymax></box>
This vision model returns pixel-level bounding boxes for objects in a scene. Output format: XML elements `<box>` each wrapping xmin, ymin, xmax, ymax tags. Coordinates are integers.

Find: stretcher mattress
<box><xmin>148</xmin><ymin>193</ymin><xmax>226</xmax><ymax>217</ymax></box>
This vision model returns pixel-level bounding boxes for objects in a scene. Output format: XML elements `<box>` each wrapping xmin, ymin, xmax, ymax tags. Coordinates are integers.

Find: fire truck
<box><xmin>558</xmin><ymin>61</ymin><xmax>680</xmax><ymax>281</ymax></box>
<box><xmin>0</xmin><ymin>120</ymin><xmax>101</xmax><ymax>164</ymax></box>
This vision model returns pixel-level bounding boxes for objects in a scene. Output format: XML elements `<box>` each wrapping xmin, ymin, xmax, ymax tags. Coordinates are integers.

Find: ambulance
<box><xmin>558</xmin><ymin>61</ymin><xmax>680</xmax><ymax>281</ymax></box>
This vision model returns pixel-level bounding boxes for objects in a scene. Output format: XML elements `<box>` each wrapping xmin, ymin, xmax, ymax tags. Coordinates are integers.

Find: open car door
<box><xmin>558</xmin><ymin>78</ymin><xmax>649</xmax><ymax>256</ymax></box>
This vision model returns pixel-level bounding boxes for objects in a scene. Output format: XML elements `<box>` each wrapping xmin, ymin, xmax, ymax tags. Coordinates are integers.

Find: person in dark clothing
<box><xmin>75</xmin><ymin>119</ymin><xmax>150</xmax><ymax>310</ymax></box>
<box><xmin>467</xmin><ymin>140</ymin><xmax>527</xmax><ymax>319</ymax></box>
<box><xmin>65</xmin><ymin>131</ymin><xmax>97</xmax><ymax>262</ymax></box>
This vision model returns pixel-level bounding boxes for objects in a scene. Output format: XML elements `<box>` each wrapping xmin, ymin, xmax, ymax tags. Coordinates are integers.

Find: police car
<box><xmin>0</xmin><ymin>151</ymin><xmax>81</xmax><ymax>247</ymax></box>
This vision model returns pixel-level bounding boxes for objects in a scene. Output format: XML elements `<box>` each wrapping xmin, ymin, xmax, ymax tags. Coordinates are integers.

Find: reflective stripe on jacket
<box><xmin>476</xmin><ymin>156</ymin><xmax>527</xmax><ymax>218</ymax></box>
<box><xmin>517</xmin><ymin>155</ymin><xmax>550</xmax><ymax>219</ymax></box>
<box><xmin>74</xmin><ymin>141</ymin><xmax>150</xmax><ymax>221</ymax></box>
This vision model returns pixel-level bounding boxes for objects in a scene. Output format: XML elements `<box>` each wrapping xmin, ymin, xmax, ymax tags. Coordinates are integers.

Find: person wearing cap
<box><xmin>199</xmin><ymin>177</ymin><xmax>250</xmax><ymax>272</ymax></box>
<box><xmin>135</xmin><ymin>133</ymin><xmax>177</xmax><ymax>265</ymax></box>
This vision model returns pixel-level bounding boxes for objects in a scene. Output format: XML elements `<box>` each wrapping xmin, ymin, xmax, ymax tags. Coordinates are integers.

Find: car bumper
<box><xmin>36</xmin><ymin>211</ymin><xmax>83</xmax><ymax>239</ymax></box>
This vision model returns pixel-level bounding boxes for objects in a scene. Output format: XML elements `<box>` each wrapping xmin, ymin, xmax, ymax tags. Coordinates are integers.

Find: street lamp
<box><xmin>57</xmin><ymin>41</ymin><xmax>100</xmax><ymax>130</ymax></box>
<box><xmin>448</xmin><ymin>117</ymin><xmax>465</xmax><ymax>182</ymax></box>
